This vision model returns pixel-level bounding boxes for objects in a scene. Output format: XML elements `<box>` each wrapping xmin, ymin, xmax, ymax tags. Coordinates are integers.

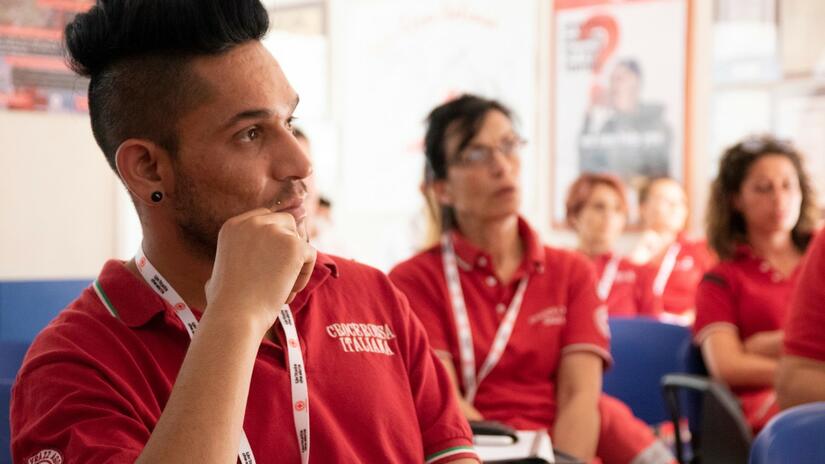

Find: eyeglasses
<box><xmin>450</xmin><ymin>136</ymin><xmax>527</xmax><ymax>167</ymax></box>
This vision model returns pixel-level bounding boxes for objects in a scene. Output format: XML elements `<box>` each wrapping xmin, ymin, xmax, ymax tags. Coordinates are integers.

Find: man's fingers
<box><xmin>290</xmin><ymin>246</ymin><xmax>317</xmax><ymax>298</ymax></box>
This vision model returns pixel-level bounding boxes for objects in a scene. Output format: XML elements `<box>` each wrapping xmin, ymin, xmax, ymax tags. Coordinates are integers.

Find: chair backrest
<box><xmin>1</xmin><ymin>379</ymin><xmax>12</xmax><ymax>464</ymax></box>
<box><xmin>0</xmin><ymin>342</ymin><xmax>28</xmax><ymax>381</ymax></box>
<box><xmin>679</xmin><ymin>340</ymin><xmax>707</xmax><ymax>441</ymax></box>
<box><xmin>0</xmin><ymin>341</ymin><xmax>29</xmax><ymax>464</ymax></box>
<box><xmin>603</xmin><ymin>317</ymin><xmax>692</xmax><ymax>424</ymax></box>
<box><xmin>0</xmin><ymin>279</ymin><xmax>91</xmax><ymax>343</ymax></box>
<box><xmin>749</xmin><ymin>402</ymin><xmax>825</xmax><ymax>464</ymax></box>
<box><xmin>662</xmin><ymin>373</ymin><xmax>752</xmax><ymax>464</ymax></box>
<box><xmin>699</xmin><ymin>380</ymin><xmax>752</xmax><ymax>464</ymax></box>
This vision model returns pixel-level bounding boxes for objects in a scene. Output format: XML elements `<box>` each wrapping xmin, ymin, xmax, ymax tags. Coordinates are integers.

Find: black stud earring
<box><xmin>150</xmin><ymin>191</ymin><xmax>163</xmax><ymax>203</ymax></box>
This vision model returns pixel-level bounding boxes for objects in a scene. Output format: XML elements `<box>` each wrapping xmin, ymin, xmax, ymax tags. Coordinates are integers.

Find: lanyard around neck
<box><xmin>441</xmin><ymin>235</ymin><xmax>528</xmax><ymax>404</ymax></box>
<box><xmin>596</xmin><ymin>255</ymin><xmax>622</xmax><ymax>301</ymax></box>
<box><xmin>652</xmin><ymin>242</ymin><xmax>682</xmax><ymax>297</ymax></box>
<box><xmin>129</xmin><ymin>247</ymin><xmax>310</xmax><ymax>464</ymax></box>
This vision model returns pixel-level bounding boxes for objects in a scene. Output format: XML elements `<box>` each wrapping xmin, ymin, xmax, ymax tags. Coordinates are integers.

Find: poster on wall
<box><xmin>553</xmin><ymin>0</ymin><xmax>688</xmax><ymax>223</ymax></box>
<box><xmin>0</xmin><ymin>0</ymin><xmax>91</xmax><ymax>113</ymax></box>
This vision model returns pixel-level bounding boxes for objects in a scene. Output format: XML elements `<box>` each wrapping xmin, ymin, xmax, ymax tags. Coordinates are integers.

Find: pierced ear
<box><xmin>115</xmin><ymin>139</ymin><xmax>174</xmax><ymax>206</ymax></box>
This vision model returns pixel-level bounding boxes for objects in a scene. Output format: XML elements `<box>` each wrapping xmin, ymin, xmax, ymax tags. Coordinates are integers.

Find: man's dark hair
<box><xmin>64</xmin><ymin>0</ymin><xmax>270</xmax><ymax>172</ymax></box>
<box><xmin>423</xmin><ymin>94</ymin><xmax>513</xmax><ymax>232</ymax></box>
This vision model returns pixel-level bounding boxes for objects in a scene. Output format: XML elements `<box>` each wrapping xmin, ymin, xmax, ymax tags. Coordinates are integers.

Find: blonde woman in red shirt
<box><xmin>630</xmin><ymin>177</ymin><xmax>715</xmax><ymax>325</ymax></box>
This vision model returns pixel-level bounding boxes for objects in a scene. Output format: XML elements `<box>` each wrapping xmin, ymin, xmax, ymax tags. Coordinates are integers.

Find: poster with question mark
<box><xmin>552</xmin><ymin>0</ymin><xmax>687</xmax><ymax>224</ymax></box>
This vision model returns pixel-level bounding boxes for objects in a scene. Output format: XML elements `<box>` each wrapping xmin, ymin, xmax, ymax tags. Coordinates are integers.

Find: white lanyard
<box><xmin>652</xmin><ymin>243</ymin><xmax>682</xmax><ymax>297</ymax></box>
<box><xmin>596</xmin><ymin>255</ymin><xmax>622</xmax><ymax>301</ymax></box>
<box><xmin>132</xmin><ymin>247</ymin><xmax>310</xmax><ymax>464</ymax></box>
<box><xmin>441</xmin><ymin>235</ymin><xmax>528</xmax><ymax>404</ymax></box>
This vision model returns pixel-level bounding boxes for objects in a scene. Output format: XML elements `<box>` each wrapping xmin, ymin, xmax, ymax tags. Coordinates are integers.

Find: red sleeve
<box><xmin>389</xmin><ymin>257</ymin><xmax>453</xmax><ymax>355</ymax></box>
<box><xmin>693</xmin><ymin>265</ymin><xmax>738</xmax><ymax>343</ymax></box>
<box><xmin>390</xmin><ymin>286</ymin><xmax>479</xmax><ymax>464</ymax></box>
<box><xmin>11</xmin><ymin>335</ymin><xmax>146</xmax><ymax>463</ymax></box>
<box><xmin>785</xmin><ymin>231</ymin><xmax>825</xmax><ymax>361</ymax></box>
<box><xmin>560</xmin><ymin>254</ymin><xmax>612</xmax><ymax>365</ymax></box>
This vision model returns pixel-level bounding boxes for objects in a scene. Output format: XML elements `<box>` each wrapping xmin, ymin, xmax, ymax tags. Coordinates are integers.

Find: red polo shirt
<box><xmin>590</xmin><ymin>253</ymin><xmax>656</xmax><ymax>317</ymax></box>
<box><xmin>11</xmin><ymin>254</ymin><xmax>478</xmax><ymax>464</ymax></box>
<box><xmin>639</xmin><ymin>237</ymin><xmax>715</xmax><ymax>318</ymax></box>
<box><xmin>389</xmin><ymin>219</ymin><xmax>612</xmax><ymax>430</ymax></box>
<box><xmin>694</xmin><ymin>245</ymin><xmax>800</xmax><ymax>431</ymax></box>
<box><xmin>786</xmin><ymin>231</ymin><xmax>825</xmax><ymax>362</ymax></box>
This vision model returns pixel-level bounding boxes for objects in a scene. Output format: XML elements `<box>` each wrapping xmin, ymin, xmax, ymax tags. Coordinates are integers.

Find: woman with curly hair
<box><xmin>694</xmin><ymin>135</ymin><xmax>819</xmax><ymax>432</ymax></box>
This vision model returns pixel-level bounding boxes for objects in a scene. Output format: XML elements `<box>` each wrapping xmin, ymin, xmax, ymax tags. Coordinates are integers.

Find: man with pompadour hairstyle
<box><xmin>10</xmin><ymin>1</ymin><xmax>479</xmax><ymax>463</ymax></box>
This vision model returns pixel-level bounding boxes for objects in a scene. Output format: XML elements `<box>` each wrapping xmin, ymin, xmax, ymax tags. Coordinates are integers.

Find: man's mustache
<box><xmin>271</xmin><ymin>179</ymin><xmax>308</xmax><ymax>208</ymax></box>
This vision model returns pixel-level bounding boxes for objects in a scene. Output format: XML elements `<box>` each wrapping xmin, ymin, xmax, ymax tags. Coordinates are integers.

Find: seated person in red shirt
<box><xmin>9</xmin><ymin>2</ymin><xmax>479</xmax><ymax>463</ymax></box>
<box><xmin>565</xmin><ymin>173</ymin><xmax>655</xmax><ymax>317</ymax></box>
<box><xmin>631</xmin><ymin>177</ymin><xmax>714</xmax><ymax>325</ymax></box>
<box><xmin>778</xmin><ymin>230</ymin><xmax>825</xmax><ymax>409</ymax></box>
<box><xmin>390</xmin><ymin>95</ymin><xmax>674</xmax><ymax>464</ymax></box>
<box><xmin>694</xmin><ymin>135</ymin><xmax>819</xmax><ymax>432</ymax></box>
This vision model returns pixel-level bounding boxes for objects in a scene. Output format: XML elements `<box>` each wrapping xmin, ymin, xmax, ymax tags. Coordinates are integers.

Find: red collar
<box><xmin>96</xmin><ymin>252</ymin><xmax>339</xmax><ymax>328</ymax></box>
<box><xmin>449</xmin><ymin>217</ymin><xmax>546</xmax><ymax>276</ymax></box>
<box><xmin>732</xmin><ymin>244</ymin><xmax>758</xmax><ymax>261</ymax></box>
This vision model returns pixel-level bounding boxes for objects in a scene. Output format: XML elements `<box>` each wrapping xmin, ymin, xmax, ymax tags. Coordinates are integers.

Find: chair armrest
<box><xmin>661</xmin><ymin>373</ymin><xmax>713</xmax><ymax>464</ymax></box>
<box><xmin>662</xmin><ymin>373</ymin><xmax>713</xmax><ymax>392</ymax></box>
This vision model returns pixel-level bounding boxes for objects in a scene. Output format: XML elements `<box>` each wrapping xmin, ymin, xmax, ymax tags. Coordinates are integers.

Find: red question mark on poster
<box><xmin>578</xmin><ymin>14</ymin><xmax>619</xmax><ymax>104</ymax></box>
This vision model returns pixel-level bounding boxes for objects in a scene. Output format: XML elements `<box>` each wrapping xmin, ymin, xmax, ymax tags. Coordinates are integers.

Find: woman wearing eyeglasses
<box><xmin>565</xmin><ymin>173</ymin><xmax>655</xmax><ymax>316</ymax></box>
<box><xmin>390</xmin><ymin>95</ymin><xmax>673</xmax><ymax>464</ymax></box>
<box><xmin>694</xmin><ymin>135</ymin><xmax>819</xmax><ymax>432</ymax></box>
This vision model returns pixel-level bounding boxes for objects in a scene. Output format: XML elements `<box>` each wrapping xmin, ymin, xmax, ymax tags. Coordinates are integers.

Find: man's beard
<box><xmin>173</xmin><ymin>171</ymin><xmax>223</xmax><ymax>261</ymax></box>
<box><xmin>172</xmin><ymin>169</ymin><xmax>308</xmax><ymax>261</ymax></box>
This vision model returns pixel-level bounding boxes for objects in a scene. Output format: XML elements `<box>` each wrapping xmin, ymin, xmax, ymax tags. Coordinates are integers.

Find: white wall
<box><xmin>0</xmin><ymin>110</ymin><xmax>118</xmax><ymax>279</ymax></box>
<box><xmin>327</xmin><ymin>0</ymin><xmax>547</xmax><ymax>270</ymax></box>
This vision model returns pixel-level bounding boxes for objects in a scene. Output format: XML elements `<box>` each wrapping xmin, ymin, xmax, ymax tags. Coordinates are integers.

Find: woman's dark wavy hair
<box><xmin>64</xmin><ymin>0</ymin><xmax>269</xmax><ymax>172</ymax></box>
<box><xmin>423</xmin><ymin>94</ymin><xmax>513</xmax><ymax>233</ymax></box>
<box><xmin>706</xmin><ymin>134</ymin><xmax>819</xmax><ymax>260</ymax></box>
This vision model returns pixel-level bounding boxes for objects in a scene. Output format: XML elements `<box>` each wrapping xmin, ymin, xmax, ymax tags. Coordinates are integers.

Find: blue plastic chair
<box><xmin>1</xmin><ymin>379</ymin><xmax>13</xmax><ymax>464</ymax></box>
<box><xmin>603</xmin><ymin>317</ymin><xmax>692</xmax><ymax>425</ymax></box>
<box><xmin>0</xmin><ymin>279</ymin><xmax>91</xmax><ymax>343</ymax></box>
<box><xmin>662</xmin><ymin>342</ymin><xmax>752</xmax><ymax>464</ymax></box>
<box><xmin>749</xmin><ymin>402</ymin><xmax>825</xmax><ymax>464</ymax></box>
<box><xmin>1</xmin><ymin>341</ymin><xmax>29</xmax><ymax>464</ymax></box>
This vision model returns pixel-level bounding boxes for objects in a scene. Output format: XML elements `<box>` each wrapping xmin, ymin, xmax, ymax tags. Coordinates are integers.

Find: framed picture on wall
<box><xmin>551</xmin><ymin>0</ymin><xmax>690</xmax><ymax>224</ymax></box>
